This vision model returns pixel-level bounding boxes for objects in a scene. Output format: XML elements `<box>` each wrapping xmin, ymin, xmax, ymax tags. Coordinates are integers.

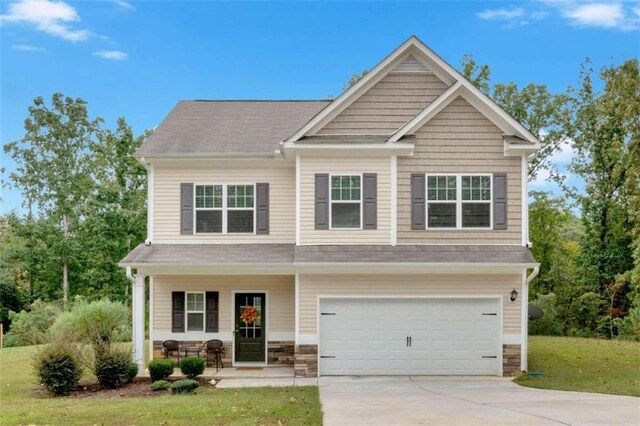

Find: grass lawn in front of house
<box><xmin>0</xmin><ymin>344</ymin><xmax>322</xmax><ymax>425</ymax></box>
<box><xmin>514</xmin><ymin>336</ymin><xmax>640</xmax><ymax>397</ymax></box>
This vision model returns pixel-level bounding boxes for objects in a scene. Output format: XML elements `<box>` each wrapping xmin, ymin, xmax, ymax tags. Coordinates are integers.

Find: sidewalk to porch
<box><xmin>147</xmin><ymin>365</ymin><xmax>318</xmax><ymax>388</ymax></box>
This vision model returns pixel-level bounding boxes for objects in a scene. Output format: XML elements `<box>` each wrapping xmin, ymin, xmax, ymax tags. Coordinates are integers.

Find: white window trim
<box><xmin>328</xmin><ymin>173</ymin><xmax>363</xmax><ymax>230</ymax></box>
<box><xmin>185</xmin><ymin>291</ymin><xmax>205</xmax><ymax>332</ymax></box>
<box><xmin>425</xmin><ymin>173</ymin><xmax>493</xmax><ymax>230</ymax></box>
<box><xmin>193</xmin><ymin>183</ymin><xmax>256</xmax><ymax>235</ymax></box>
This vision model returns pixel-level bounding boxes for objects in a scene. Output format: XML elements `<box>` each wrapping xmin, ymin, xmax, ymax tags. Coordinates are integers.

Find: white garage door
<box><xmin>319</xmin><ymin>298</ymin><xmax>501</xmax><ymax>376</ymax></box>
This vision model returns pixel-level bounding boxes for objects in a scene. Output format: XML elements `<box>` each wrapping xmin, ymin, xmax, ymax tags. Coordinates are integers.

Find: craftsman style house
<box><xmin>120</xmin><ymin>36</ymin><xmax>540</xmax><ymax>377</ymax></box>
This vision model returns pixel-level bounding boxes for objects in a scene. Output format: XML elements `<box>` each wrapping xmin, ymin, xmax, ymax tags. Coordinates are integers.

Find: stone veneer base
<box><xmin>152</xmin><ymin>340</ymin><xmax>294</xmax><ymax>367</ymax></box>
<box><xmin>502</xmin><ymin>344</ymin><xmax>522</xmax><ymax>377</ymax></box>
<box><xmin>294</xmin><ymin>344</ymin><xmax>318</xmax><ymax>377</ymax></box>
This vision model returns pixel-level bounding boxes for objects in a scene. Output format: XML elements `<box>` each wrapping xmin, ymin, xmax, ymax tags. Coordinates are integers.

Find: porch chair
<box><xmin>200</xmin><ymin>339</ymin><xmax>226</xmax><ymax>371</ymax></box>
<box><xmin>162</xmin><ymin>340</ymin><xmax>181</xmax><ymax>365</ymax></box>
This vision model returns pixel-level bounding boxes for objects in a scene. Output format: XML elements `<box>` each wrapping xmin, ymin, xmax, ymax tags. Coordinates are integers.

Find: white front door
<box><xmin>319</xmin><ymin>298</ymin><xmax>501</xmax><ymax>376</ymax></box>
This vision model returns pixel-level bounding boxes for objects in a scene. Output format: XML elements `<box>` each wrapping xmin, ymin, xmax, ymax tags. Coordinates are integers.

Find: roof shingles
<box><xmin>136</xmin><ymin>100</ymin><xmax>329</xmax><ymax>156</ymax></box>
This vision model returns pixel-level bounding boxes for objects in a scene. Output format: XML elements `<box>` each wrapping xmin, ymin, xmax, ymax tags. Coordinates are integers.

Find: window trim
<box><xmin>425</xmin><ymin>173</ymin><xmax>493</xmax><ymax>230</ymax></box>
<box><xmin>185</xmin><ymin>291</ymin><xmax>205</xmax><ymax>332</ymax></box>
<box><xmin>193</xmin><ymin>183</ymin><xmax>256</xmax><ymax>235</ymax></box>
<box><xmin>328</xmin><ymin>173</ymin><xmax>363</xmax><ymax>230</ymax></box>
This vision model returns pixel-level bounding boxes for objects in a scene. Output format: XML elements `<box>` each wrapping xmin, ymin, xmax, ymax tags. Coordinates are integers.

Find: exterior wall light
<box><xmin>510</xmin><ymin>289</ymin><xmax>518</xmax><ymax>302</ymax></box>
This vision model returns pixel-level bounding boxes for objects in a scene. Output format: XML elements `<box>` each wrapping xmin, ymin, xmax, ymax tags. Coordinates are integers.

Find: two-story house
<box><xmin>120</xmin><ymin>36</ymin><xmax>540</xmax><ymax>378</ymax></box>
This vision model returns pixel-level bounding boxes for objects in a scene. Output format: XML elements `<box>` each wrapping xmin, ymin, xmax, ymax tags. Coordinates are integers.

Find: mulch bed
<box><xmin>34</xmin><ymin>377</ymin><xmax>215</xmax><ymax>399</ymax></box>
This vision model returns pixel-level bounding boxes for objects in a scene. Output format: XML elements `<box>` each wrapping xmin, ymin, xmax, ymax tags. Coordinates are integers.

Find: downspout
<box><xmin>521</xmin><ymin>265</ymin><xmax>540</xmax><ymax>373</ymax></box>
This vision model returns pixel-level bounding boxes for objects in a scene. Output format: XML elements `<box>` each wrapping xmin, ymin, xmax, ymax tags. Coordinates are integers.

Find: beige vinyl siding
<box><xmin>398</xmin><ymin>97</ymin><xmax>522</xmax><ymax>244</ymax></box>
<box><xmin>299</xmin><ymin>156</ymin><xmax>391</xmax><ymax>244</ymax></box>
<box><xmin>317</xmin><ymin>73</ymin><xmax>449</xmax><ymax>135</ymax></box>
<box><xmin>298</xmin><ymin>273</ymin><xmax>521</xmax><ymax>334</ymax></box>
<box><xmin>153</xmin><ymin>275</ymin><xmax>294</xmax><ymax>333</ymax></box>
<box><xmin>153</xmin><ymin>162</ymin><xmax>295</xmax><ymax>243</ymax></box>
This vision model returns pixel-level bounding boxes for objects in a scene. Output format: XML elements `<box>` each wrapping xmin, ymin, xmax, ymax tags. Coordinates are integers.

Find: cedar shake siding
<box><xmin>397</xmin><ymin>97</ymin><xmax>523</xmax><ymax>244</ymax></box>
<box><xmin>317</xmin><ymin>72</ymin><xmax>449</xmax><ymax>135</ymax></box>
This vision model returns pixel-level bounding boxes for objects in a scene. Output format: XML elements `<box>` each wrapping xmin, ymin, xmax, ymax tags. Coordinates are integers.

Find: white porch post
<box><xmin>132</xmin><ymin>274</ymin><xmax>146</xmax><ymax>375</ymax></box>
<box><xmin>521</xmin><ymin>271</ymin><xmax>529</xmax><ymax>372</ymax></box>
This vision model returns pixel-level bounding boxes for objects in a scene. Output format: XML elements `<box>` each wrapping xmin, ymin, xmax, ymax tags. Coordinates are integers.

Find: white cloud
<box><xmin>0</xmin><ymin>0</ymin><xmax>90</xmax><ymax>42</ymax></box>
<box><xmin>11</xmin><ymin>43</ymin><xmax>44</xmax><ymax>52</ymax></box>
<box><xmin>477</xmin><ymin>7</ymin><xmax>525</xmax><ymax>20</ymax></box>
<box><xmin>549</xmin><ymin>138</ymin><xmax>575</xmax><ymax>164</ymax></box>
<box><xmin>563</xmin><ymin>3</ymin><xmax>625</xmax><ymax>28</ymax></box>
<box><xmin>111</xmin><ymin>0</ymin><xmax>134</xmax><ymax>10</ymax></box>
<box><xmin>93</xmin><ymin>50</ymin><xmax>128</xmax><ymax>60</ymax></box>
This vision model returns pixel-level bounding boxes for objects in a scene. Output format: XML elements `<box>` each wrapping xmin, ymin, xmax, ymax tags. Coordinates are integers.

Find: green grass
<box><xmin>515</xmin><ymin>336</ymin><xmax>640</xmax><ymax>397</ymax></box>
<box><xmin>0</xmin><ymin>345</ymin><xmax>322</xmax><ymax>425</ymax></box>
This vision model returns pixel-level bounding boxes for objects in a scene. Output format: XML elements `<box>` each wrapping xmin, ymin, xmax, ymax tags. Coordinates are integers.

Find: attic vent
<box><xmin>391</xmin><ymin>55</ymin><xmax>431</xmax><ymax>74</ymax></box>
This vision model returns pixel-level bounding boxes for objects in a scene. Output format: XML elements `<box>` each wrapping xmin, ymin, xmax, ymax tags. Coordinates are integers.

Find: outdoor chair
<box><xmin>201</xmin><ymin>339</ymin><xmax>226</xmax><ymax>371</ymax></box>
<box><xmin>162</xmin><ymin>340</ymin><xmax>181</xmax><ymax>365</ymax></box>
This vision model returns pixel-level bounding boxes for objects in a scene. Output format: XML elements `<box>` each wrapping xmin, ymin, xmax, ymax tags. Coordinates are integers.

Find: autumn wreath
<box><xmin>240</xmin><ymin>306</ymin><xmax>259</xmax><ymax>324</ymax></box>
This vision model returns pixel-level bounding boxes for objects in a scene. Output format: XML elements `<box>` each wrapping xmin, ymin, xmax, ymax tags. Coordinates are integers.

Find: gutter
<box><xmin>126</xmin><ymin>266</ymin><xmax>136</xmax><ymax>284</ymax></box>
<box><xmin>525</xmin><ymin>265</ymin><xmax>540</xmax><ymax>284</ymax></box>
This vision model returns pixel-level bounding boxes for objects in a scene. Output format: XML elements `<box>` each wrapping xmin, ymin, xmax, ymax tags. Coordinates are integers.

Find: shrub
<box><xmin>6</xmin><ymin>300</ymin><xmax>62</xmax><ymax>347</ymax></box>
<box><xmin>149</xmin><ymin>359</ymin><xmax>174</xmax><ymax>382</ymax></box>
<box><xmin>180</xmin><ymin>357</ymin><xmax>205</xmax><ymax>379</ymax></box>
<box><xmin>49</xmin><ymin>299</ymin><xmax>129</xmax><ymax>347</ymax></box>
<box><xmin>151</xmin><ymin>380</ymin><xmax>170</xmax><ymax>391</ymax></box>
<box><xmin>171</xmin><ymin>379</ymin><xmax>199</xmax><ymax>394</ymax></box>
<box><xmin>616</xmin><ymin>307</ymin><xmax>640</xmax><ymax>341</ymax></box>
<box><xmin>126</xmin><ymin>363</ymin><xmax>139</xmax><ymax>383</ymax></box>
<box><xmin>95</xmin><ymin>351</ymin><xmax>131</xmax><ymax>389</ymax></box>
<box><xmin>34</xmin><ymin>344</ymin><xmax>82</xmax><ymax>396</ymax></box>
<box><xmin>529</xmin><ymin>293</ymin><xmax>565</xmax><ymax>336</ymax></box>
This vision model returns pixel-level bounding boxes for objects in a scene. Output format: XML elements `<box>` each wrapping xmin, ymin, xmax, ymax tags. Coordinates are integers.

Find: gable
<box><xmin>415</xmin><ymin>96</ymin><xmax>503</xmax><ymax>141</ymax></box>
<box><xmin>317</xmin><ymin>58</ymin><xmax>450</xmax><ymax>135</ymax></box>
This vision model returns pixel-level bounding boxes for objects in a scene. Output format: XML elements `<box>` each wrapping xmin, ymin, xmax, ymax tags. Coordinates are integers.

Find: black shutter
<box><xmin>180</xmin><ymin>183</ymin><xmax>194</xmax><ymax>235</ymax></box>
<box><xmin>315</xmin><ymin>174</ymin><xmax>329</xmax><ymax>230</ymax></box>
<box><xmin>411</xmin><ymin>174</ymin><xmax>426</xmax><ymax>230</ymax></box>
<box><xmin>205</xmin><ymin>292</ymin><xmax>219</xmax><ymax>333</ymax></box>
<box><xmin>493</xmin><ymin>173</ymin><xmax>508</xmax><ymax>230</ymax></box>
<box><xmin>363</xmin><ymin>173</ymin><xmax>377</xmax><ymax>229</ymax></box>
<box><xmin>256</xmin><ymin>183</ymin><xmax>269</xmax><ymax>235</ymax></box>
<box><xmin>171</xmin><ymin>291</ymin><xmax>185</xmax><ymax>333</ymax></box>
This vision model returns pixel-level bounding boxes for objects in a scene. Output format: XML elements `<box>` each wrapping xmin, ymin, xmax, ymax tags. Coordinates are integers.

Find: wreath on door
<box><xmin>240</xmin><ymin>306</ymin><xmax>259</xmax><ymax>324</ymax></box>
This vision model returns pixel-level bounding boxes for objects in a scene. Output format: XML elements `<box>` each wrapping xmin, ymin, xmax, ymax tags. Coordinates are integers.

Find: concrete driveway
<box><xmin>319</xmin><ymin>376</ymin><xmax>640</xmax><ymax>425</ymax></box>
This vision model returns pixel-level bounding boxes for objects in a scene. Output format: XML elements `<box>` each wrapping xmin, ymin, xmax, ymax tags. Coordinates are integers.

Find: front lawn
<box><xmin>0</xmin><ymin>345</ymin><xmax>322</xmax><ymax>425</ymax></box>
<box><xmin>515</xmin><ymin>336</ymin><xmax>640</xmax><ymax>397</ymax></box>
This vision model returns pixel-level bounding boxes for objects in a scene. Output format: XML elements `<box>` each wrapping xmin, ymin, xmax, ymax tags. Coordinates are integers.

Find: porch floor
<box><xmin>147</xmin><ymin>365</ymin><xmax>317</xmax><ymax>387</ymax></box>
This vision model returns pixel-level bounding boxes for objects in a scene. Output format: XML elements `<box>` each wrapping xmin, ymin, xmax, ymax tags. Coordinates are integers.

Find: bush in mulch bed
<box><xmin>151</xmin><ymin>380</ymin><xmax>170</xmax><ymax>392</ymax></box>
<box><xmin>179</xmin><ymin>357</ymin><xmax>205</xmax><ymax>379</ymax></box>
<box><xmin>34</xmin><ymin>344</ymin><xmax>83</xmax><ymax>396</ymax></box>
<box><xmin>171</xmin><ymin>379</ymin><xmax>199</xmax><ymax>394</ymax></box>
<box><xmin>95</xmin><ymin>350</ymin><xmax>135</xmax><ymax>389</ymax></box>
<box><xmin>148</xmin><ymin>359</ymin><xmax>174</xmax><ymax>382</ymax></box>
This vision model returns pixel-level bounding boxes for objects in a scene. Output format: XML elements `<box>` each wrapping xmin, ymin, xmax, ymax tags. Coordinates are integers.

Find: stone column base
<box><xmin>503</xmin><ymin>344</ymin><xmax>522</xmax><ymax>377</ymax></box>
<box><xmin>294</xmin><ymin>344</ymin><xmax>318</xmax><ymax>377</ymax></box>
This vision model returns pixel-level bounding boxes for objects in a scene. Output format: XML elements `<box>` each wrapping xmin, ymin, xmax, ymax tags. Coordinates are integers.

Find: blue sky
<box><xmin>1</xmin><ymin>0</ymin><xmax>639</xmax><ymax>214</ymax></box>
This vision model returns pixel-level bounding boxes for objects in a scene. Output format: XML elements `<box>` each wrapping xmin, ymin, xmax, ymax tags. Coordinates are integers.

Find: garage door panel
<box><xmin>319</xmin><ymin>298</ymin><xmax>501</xmax><ymax>376</ymax></box>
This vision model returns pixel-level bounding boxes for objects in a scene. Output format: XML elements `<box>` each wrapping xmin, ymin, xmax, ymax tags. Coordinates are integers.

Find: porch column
<box><xmin>132</xmin><ymin>273</ymin><xmax>146</xmax><ymax>375</ymax></box>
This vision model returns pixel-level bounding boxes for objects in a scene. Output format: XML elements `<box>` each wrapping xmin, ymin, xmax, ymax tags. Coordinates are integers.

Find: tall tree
<box><xmin>4</xmin><ymin>94</ymin><xmax>102</xmax><ymax>306</ymax></box>
<box><xmin>459</xmin><ymin>55</ymin><xmax>571</xmax><ymax>182</ymax></box>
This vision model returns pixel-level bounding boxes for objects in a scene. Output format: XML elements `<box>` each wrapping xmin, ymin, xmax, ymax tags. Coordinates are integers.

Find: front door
<box><xmin>234</xmin><ymin>293</ymin><xmax>266</xmax><ymax>363</ymax></box>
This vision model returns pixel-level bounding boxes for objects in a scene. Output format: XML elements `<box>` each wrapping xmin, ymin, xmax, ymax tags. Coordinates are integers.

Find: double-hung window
<box><xmin>186</xmin><ymin>292</ymin><xmax>204</xmax><ymax>331</ymax></box>
<box><xmin>330</xmin><ymin>175</ymin><xmax>361</xmax><ymax>228</ymax></box>
<box><xmin>426</xmin><ymin>174</ymin><xmax>492</xmax><ymax>229</ymax></box>
<box><xmin>194</xmin><ymin>184</ymin><xmax>255</xmax><ymax>234</ymax></box>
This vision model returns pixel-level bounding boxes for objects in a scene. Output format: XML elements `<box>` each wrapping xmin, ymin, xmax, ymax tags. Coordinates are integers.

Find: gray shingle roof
<box><xmin>120</xmin><ymin>244</ymin><xmax>536</xmax><ymax>266</ymax></box>
<box><xmin>294</xmin><ymin>245</ymin><xmax>537</xmax><ymax>264</ymax></box>
<box><xmin>120</xmin><ymin>243</ymin><xmax>295</xmax><ymax>265</ymax></box>
<box><xmin>136</xmin><ymin>100</ymin><xmax>330</xmax><ymax>156</ymax></box>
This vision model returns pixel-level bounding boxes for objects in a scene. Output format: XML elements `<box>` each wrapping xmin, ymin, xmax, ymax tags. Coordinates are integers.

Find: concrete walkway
<box><xmin>319</xmin><ymin>376</ymin><xmax>640</xmax><ymax>426</ymax></box>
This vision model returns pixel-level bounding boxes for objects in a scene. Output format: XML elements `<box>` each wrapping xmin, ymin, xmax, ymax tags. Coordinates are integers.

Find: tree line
<box><xmin>1</xmin><ymin>56</ymin><xmax>639</xmax><ymax>340</ymax></box>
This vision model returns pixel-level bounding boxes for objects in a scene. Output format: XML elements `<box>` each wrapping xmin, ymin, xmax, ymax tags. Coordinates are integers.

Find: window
<box><xmin>186</xmin><ymin>292</ymin><xmax>204</xmax><ymax>331</ymax></box>
<box><xmin>426</xmin><ymin>174</ymin><xmax>492</xmax><ymax>229</ymax></box>
<box><xmin>330</xmin><ymin>175</ymin><xmax>361</xmax><ymax>228</ymax></box>
<box><xmin>461</xmin><ymin>176</ymin><xmax>491</xmax><ymax>228</ymax></box>
<box><xmin>427</xmin><ymin>176</ymin><xmax>457</xmax><ymax>228</ymax></box>
<box><xmin>194</xmin><ymin>184</ymin><xmax>255</xmax><ymax>234</ymax></box>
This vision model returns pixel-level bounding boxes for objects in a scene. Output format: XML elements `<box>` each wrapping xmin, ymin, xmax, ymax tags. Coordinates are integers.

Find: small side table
<box><xmin>183</xmin><ymin>346</ymin><xmax>201</xmax><ymax>359</ymax></box>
